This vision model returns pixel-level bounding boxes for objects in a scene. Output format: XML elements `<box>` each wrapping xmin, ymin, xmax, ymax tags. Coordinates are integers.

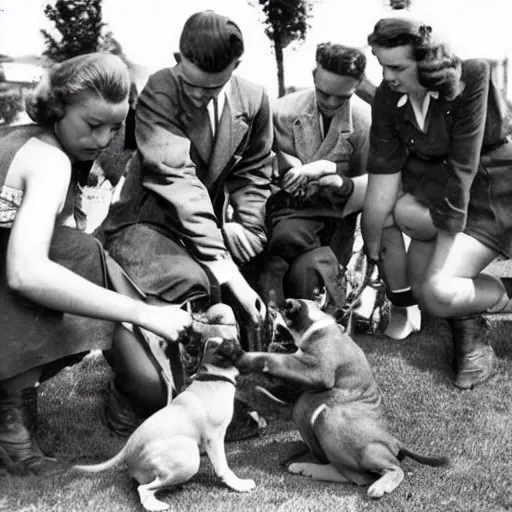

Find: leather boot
<box><xmin>103</xmin><ymin>324</ymin><xmax>175</xmax><ymax>437</ymax></box>
<box><xmin>103</xmin><ymin>380</ymin><xmax>147</xmax><ymax>437</ymax></box>
<box><xmin>0</xmin><ymin>389</ymin><xmax>56</xmax><ymax>474</ymax></box>
<box><xmin>448</xmin><ymin>314</ymin><xmax>496</xmax><ymax>390</ymax></box>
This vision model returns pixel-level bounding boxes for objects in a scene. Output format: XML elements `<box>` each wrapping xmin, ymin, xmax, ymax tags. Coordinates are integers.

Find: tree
<box><xmin>0</xmin><ymin>94</ymin><xmax>23</xmax><ymax>126</ymax></box>
<box><xmin>41</xmin><ymin>0</ymin><xmax>115</xmax><ymax>62</ymax></box>
<box><xmin>253</xmin><ymin>0</ymin><xmax>313</xmax><ymax>97</ymax></box>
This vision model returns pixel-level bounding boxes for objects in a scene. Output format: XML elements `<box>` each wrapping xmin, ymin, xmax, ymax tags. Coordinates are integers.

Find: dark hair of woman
<box><xmin>368</xmin><ymin>17</ymin><xmax>463</xmax><ymax>100</ymax></box>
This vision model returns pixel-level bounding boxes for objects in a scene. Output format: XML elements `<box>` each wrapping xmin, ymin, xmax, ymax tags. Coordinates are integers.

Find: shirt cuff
<box><xmin>203</xmin><ymin>255</ymin><xmax>239</xmax><ymax>285</ymax></box>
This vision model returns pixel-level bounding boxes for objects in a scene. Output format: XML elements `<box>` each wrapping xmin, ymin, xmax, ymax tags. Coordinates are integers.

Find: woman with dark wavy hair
<box><xmin>362</xmin><ymin>17</ymin><xmax>512</xmax><ymax>390</ymax></box>
<box><xmin>0</xmin><ymin>53</ymin><xmax>191</xmax><ymax>475</ymax></box>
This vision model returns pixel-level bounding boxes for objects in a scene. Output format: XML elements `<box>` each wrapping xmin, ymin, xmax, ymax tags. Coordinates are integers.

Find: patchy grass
<box><xmin>1</xmin><ymin>313</ymin><xmax>512</xmax><ymax>512</ymax></box>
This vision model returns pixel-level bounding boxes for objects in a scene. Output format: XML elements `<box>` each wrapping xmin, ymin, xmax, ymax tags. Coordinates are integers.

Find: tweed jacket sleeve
<box><xmin>135</xmin><ymin>69</ymin><xmax>237</xmax><ymax>283</ymax></box>
<box><xmin>347</xmin><ymin>99</ymin><xmax>371</xmax><ymax>178</ymax></box>
<box><xmin>224</xmin><ymin>86</ymin><xmax>273</xmax><ymax>242</ymax></box>
<box><xmin>272</xmin><ymin>99</ymin><xmax>303</xmax><ymax>175</ymax></box>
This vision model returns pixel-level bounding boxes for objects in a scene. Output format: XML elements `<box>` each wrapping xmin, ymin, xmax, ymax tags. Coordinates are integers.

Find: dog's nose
<box><xmin>284</xmin><ymin>299</ymin><xmax>301</xmax><ymax>315</ymax></box>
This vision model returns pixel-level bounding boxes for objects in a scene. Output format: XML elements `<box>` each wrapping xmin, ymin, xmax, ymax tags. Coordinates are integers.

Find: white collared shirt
<box><xmin>319</xmin><ymin>112</ymin><xmax>328</xmax><ymax>139</ymax></box>
<box><xmin>207</xmin><ymin>80</ymin><xmax>231</xmax><ymax>137</ymax></box>
<box><xmin>397</xmin><ymin>91</ymin><xmax>439</xmax><ymax>132</ymax></box>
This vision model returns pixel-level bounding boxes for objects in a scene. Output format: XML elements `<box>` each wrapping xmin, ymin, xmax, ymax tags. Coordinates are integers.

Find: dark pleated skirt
<box><xmin>404</xmin><ymin>141</ymin><xmax>512</xmax><ymax>257</ymax></box>
<box><xmin>0</xmin><ymin>225</ymin><xmax>115</xmax><ymax>380</ymax></box>
<box><xmin>465</xmin><ymin>143</ymin><xmax>512</xmax><ymax>258</ymax></box>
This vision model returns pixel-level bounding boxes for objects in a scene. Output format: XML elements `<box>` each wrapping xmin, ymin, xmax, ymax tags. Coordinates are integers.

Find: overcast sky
<box><xmin>1</xmin><ymin>0</ymin><xmax>511</xmax><ymax>97</ymax></box>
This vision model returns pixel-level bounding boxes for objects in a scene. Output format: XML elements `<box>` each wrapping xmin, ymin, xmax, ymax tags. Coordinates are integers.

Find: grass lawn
<box><xmin>1</xmin><ymin>311</ymin><xmax>511</xmax><ymax>512</ymax></box>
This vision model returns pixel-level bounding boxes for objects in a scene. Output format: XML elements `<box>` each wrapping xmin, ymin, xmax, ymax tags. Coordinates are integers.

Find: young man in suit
<box><xmin>260</xmin><ymin>43</ymin><xmax>421</xmax><ymax>340</ymax></box>
<box><xmin>100</xmin><ymin>11</ymin><xmax>272</xmax><ymax>440</ymax></box>
<box><xmin>259</xmin><ymin>43</ymin><xmax>370</xmax><ymax>312</ymax></box>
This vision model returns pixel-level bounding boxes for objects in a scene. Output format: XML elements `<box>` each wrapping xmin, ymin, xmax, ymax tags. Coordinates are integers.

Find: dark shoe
<box><xmin>21</xmin><ymin>387</ymin><xmax>38</xmax><ymax>433</ymax></box>
<box><xmin>103</xmin><ymin>380</ymin><xmax>146</xmax><ymax>437</ymax></box>
<box><xmin>21</xmin><ymin>387</ymin><xmax>55</xmax><ymax>458</ymax></box>
<box><xmin>225</xmin><ymin>398</ymin><xmax>265</xmax><ymax>442</ymax></box>
<box><xmin>448</xmin><ymin>315</ymin><xmax>496</xmax><ymax>390</ymax></box>
<box><xmin>0</xmin><ymin>389</ymin><xmax>56</xmax><ymax>474</ymax></box>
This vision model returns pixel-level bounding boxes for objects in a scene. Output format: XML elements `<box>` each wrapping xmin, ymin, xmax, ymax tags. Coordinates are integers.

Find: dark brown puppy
<box><xmin>221</xmin><ymin>299</ymin><xmax>448</xmax><ymax>498</ymax></box>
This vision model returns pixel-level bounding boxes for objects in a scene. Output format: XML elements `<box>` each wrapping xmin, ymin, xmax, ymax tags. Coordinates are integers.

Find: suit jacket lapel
<box><xmin>292</xmin><ymin>92</ymin><xmax>322</xmax><ymax>163</ymax></box>
<box><xmin>206</xmin><ymin>80</ymin><xmax>248</xmax><ymax>188</ymax></box>
<box><xmin>179</xmin><ymin>108</ymin><xmax>213</xmax><ymax>167</ymax></box>
<box><xmin>313</xmin><ymin>99</ymin><xmax>353</xmax><ymax>161</ymax></box>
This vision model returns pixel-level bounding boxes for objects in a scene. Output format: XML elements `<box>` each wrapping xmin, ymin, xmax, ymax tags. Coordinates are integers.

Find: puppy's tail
<box><xmin>72</xmin><ymin>445</ymin><xmax>126</xmax><ymax>474</ymax></box>
<box><xmin>254</xmin><ymin>385</ymin><xmax>291</xmax><ymax>405</ymax></box>
<box><xmin>398</xmin><ymin>447</ymin><xmax>450</xmax><ymax>467</ymax></box>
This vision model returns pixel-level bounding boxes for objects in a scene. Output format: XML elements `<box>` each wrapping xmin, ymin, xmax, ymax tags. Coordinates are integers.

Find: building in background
<box><xmin>0</xmin><ymin>55</ymin><xmax>46</xmax><ymax>126</ymax></box>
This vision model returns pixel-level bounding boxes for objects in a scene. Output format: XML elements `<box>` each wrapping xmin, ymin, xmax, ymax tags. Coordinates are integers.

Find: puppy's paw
<box><xmin>288</xmin><ymin>462</ymin><xmax>314</xmax><ymax>477</ymax></box>
<box><xmin>217</xmin><ymin>338</ymin><xmax>245</xmax><ymax>363</ymax></box>
<box><xmin>367</xmin><ymin>468</ymin><xmax>404</xmax><ymax>499</ymax></box>
<box><xmin>367</xmin><ymin>481</ymin><xmax>386</xmax><ymax>499</ymax></box>
<box><xmin>226</xmin><ymin>477</ymin><xmax>256</xmax><ymax>492</ymax></box>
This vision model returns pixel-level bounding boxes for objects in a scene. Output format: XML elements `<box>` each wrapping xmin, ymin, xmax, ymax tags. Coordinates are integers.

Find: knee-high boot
<box><xmin>447</xmin><ymin>314</ymin><xmax>496</xmax><ymax>390</ymax></box>
<box><xmin>103</xmin><ymin>323</ymin><xmax>171</xmax><ymax>437</ymax></box>
<box><xmin>0</xmin><ymin>388</ymin><xmax>56</xmax><ymax>474</ymax></box>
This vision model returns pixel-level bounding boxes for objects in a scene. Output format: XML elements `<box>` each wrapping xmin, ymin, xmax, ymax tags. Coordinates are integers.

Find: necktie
<box><xmin>322</xmin><ymin>114</ymin><xmax>332</xmax><ymax>137</ymax></box>
<box><xmin>213</xmin><ymin>97</ymin><xmax>219</xmax><ymax>139</ymax></box>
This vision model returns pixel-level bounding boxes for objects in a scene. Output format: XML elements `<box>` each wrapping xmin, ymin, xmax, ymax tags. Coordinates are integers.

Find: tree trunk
<box><xmin>503</xmin><ymin>57</ymin><xmax>509</xmax><ymax>95</ymax></box>
<box><xmin>274</xmin><ymin>35</ymin><xmax>286</xmax><ymax>97</ymax></box>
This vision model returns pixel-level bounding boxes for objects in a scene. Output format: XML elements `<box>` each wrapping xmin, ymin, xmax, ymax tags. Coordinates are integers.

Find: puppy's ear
<box><xmin>217</xmin><ymin>338</ymin><xmax>245</xmax><ymax>363</ymax></box>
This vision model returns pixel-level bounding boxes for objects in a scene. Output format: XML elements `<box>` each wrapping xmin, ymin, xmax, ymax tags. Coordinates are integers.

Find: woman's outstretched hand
<box><xmin>140</xmin><ymin>303</ymin><xmax>192</xmax><ymax>343</ymax></box>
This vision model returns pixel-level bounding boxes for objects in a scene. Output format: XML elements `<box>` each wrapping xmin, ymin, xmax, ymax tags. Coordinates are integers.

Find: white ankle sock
<box><xmin>384</xmin><ymin>304</ymin><xmax>421</xmax><ymax>340</ymax></box>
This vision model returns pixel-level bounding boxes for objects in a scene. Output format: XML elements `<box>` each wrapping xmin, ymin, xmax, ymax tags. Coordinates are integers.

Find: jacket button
<box><xmin>410</xmin><ymin>138</ymin><xmax>414</xmax><ymax>144</ymax></box>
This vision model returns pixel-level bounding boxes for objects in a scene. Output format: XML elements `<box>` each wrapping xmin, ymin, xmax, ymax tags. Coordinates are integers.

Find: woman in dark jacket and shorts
<box><xmin>362</xmin><ymin>17</ymin><xmax>512</xmax><ymax>390</ymax></box>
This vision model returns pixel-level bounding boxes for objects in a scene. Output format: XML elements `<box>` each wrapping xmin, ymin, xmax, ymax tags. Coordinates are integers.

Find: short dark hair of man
<box><xmin>179</xmin><ymin>10</ymin><xmax>245</xmax><ymax>73</ymax></box>
<box><xmin>315</xmin><ymin>43</ymin><xmax>366</xmax><ymax>81</ymax></box>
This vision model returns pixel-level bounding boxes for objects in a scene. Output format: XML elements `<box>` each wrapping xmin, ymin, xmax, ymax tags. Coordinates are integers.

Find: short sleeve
<box><xmin>367</xmin><ymin>83</ymin><xmax>408</xmax><ymax>175</ymax></box>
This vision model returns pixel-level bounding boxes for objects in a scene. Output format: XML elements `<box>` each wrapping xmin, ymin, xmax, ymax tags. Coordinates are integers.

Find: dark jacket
<box><xmin>102</xmin><ymin>67</ymin><xmax>273</xmax><ymax>281</ymax></box>
<box><xmin>368</xmin><ymin>58</ymin><xmax>511</xmax><ymax>233</ymax></box>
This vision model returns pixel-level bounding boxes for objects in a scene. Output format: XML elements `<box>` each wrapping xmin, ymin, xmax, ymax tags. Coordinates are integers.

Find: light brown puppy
<box><xmin>223</xmin><ymin>299</ymin><xmax>448</xmax><ymax>498</ymax></box>
<box><xmin>74</xmin><ymin>337</ymin><xmax>254</xmax><ymax>511</ymax></box>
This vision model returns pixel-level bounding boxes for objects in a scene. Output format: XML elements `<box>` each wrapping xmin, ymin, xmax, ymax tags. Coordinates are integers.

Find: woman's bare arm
<box><xmin>361</xmin><ymin>172</ymin><xmax>402</xmax><ymax>261</ymax></box>
<box><xmin>6</xmin><ymin>140</ymin><xmax>190</xmax><ymax>340</ymax></box>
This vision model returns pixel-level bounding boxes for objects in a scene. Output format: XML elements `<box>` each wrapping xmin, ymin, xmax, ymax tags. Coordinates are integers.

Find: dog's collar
<box><xmin>194</xmin><ymin>373</ymin><xmax>237</xmax><ymax>386</ymax></box>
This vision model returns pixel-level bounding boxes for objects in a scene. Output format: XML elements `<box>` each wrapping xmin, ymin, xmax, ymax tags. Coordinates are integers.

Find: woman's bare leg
<box><xmin>415</xmin><ymin>231</ymin><xmax>501</xmax><ymax>389</ymax></box>
<box><xmin>379</xmin><ymin>224</ymin><xmax>421</xmax><ymax>340</ymax></box>
<box><xmin>420</xmin><ymin>232</ymin><xmax>501</xmax><ymax>317</ymax></box>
